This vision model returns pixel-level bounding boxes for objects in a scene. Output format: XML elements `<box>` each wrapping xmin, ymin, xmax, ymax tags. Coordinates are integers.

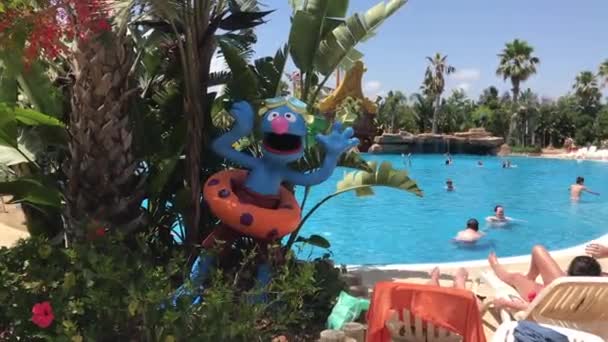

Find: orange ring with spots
<box><xmin>203</xmin><ymin>169</ymin><xmax>301</xmax><ymax>240</ymax></box>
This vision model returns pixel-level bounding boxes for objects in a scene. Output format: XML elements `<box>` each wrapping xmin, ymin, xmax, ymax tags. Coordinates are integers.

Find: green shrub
<box><xmin>510</xmin><ymin>145</ymin><xmax>542</xmax><ymax>154</ymax></box>
<box><xmin>0</xmin><ymin>235</ymin><xmax>343</xmax><ymax>341</ymax></box>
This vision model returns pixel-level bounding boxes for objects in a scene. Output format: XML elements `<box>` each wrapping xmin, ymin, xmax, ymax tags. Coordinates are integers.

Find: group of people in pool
<box><xmin>453</xmin><ymin>176</ymin><xmax>600</xmax><ymax>244</ymax></box>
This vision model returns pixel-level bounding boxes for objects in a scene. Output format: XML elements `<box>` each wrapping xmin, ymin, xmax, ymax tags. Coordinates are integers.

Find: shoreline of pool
<box><xmin>347</xmin><ymin>232</ymin><xmax>608</xmax><ymax>272</ymax></box>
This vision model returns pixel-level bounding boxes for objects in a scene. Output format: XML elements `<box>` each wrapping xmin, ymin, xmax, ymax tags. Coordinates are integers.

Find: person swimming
<box><xmin>570</xmin><ymin>176</ymin><xmax>600</xmax><ymax>201</ymax></box>
<box><xmin>445</xmin><ymin>153</ymin><xmax>453</xmax><ymax>165</ymax></box>
<box><xmin>454</xmin><ymin>218</ymin><xmax>484</xmax><ymax>242</ymax></box>
<box><xmin>446</xmin><ymin>179</ymin><xmax>455</xmax><ymax>192</ymax></box>
<box><xmin>486</xmin><ymin>205</ymin><xmax>512</xmax><ymax>224</ymax></box>
<box><xmin>402</xmin><ymin>153</ymin><xmax>412</xmax><ymax>167</ymax></box>
<box><xmin>477</xmin><ymin>160</ymin><xmax>483</xmax><ymax>167</ymax></box>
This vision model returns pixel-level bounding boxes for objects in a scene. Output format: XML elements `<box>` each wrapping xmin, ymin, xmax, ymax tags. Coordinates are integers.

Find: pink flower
<box><xmin>31</xmin><ymin>301</ymin><xmax>54</xmax><ymax>328</ymax></box>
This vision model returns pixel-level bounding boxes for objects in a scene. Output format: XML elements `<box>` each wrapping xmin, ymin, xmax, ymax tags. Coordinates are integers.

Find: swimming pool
<box><xmin>293</xmin><ymin>154</ymin><xmax>608</xmax><ymax>265</ymax></box>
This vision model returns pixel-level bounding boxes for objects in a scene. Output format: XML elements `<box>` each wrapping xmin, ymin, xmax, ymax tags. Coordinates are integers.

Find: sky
<box><xmin>221</xmin><ymin>0</ymin><xmax>608</xmax><ymax>101</ymax></box>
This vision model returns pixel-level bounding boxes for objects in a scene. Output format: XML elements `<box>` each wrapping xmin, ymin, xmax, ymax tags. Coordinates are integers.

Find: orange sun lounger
<box><xmin>366</xmin><ymin>282</ymin><xmax>486</xmax><ymax>342</ymax></box>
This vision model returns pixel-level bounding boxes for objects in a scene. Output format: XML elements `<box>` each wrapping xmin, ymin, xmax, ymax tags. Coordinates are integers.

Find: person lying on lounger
<box><xmin>585</xmin><ymin>243</ymin><xmax>608</xmax><ymax>259</ymax></box>
<box><xmin>487</xmin><ymin>245</ymin><xmax>603</xmax><ymax>311</ymax></box>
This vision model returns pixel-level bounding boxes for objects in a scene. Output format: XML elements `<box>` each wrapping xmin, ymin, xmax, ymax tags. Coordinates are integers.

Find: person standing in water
<box><xmin>454</xmin><ymin>218</ymin><xmax>484</xmax><ymax>242</ymax></box>
<box><xmin>486</xmin><ymin>205</ymin><xmax>511</xmax><ymax>223</ymax></box>
<box><xmin>446</xmin><ymin>179</ymin><xmax>455</xmax><ymax>192</ymax></box>
<box><xmin>570</xmin><ymin>176</ymin><xmax>600</xmax><ymax>201</ymax></box>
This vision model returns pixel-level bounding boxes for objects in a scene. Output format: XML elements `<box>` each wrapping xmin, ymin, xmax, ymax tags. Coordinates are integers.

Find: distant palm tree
<box><xmin>599</xmin><ymin>59</ymin><xmax>608</xmax><ymax>87</ymax></box>
<box><xmin>410</xmin><ymin>93</ymin><xmax>434</xmax><ymax>133</ymax></box>
<box><xmin>422</xmin><ymin>53</ymin><xmax>455</xmax><ymax>133</ymax></box>
<box><xmin>573</xmin><ymin>71</ymin><xmax>601</xmax><ymax>109</ymax></box>
<box><xmin>496</xmin><ymin>39</ymin><xmax>540</xmax><ymax>144</ymax></box>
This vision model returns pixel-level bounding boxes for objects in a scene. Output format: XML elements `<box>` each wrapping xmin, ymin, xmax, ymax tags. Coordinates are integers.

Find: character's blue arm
<box><xmin>283</xmin><ymin>123</ymin><xmax>359</xmax><ymax>186</ymax></box>
<box><xmin>211</xmin><ymin>101</ymin><xmax>260</xmax><ymax>170</ymax></box>
<box><xmin>283</xmin><ymin>151</ymin><xmax>341</xmax><ymax>186</ymax></box>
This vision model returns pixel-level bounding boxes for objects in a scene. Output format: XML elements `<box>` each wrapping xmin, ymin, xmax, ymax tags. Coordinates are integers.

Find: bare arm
<box><xmin>584</xmin><ymin>187</ymin><xmax>600</xmax><ymax>195</ymax></box>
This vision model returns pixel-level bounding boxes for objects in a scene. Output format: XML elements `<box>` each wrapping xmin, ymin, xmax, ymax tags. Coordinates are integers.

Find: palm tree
<box><xmin>378</xmin><ymin>91</ymin><xmax>408</xmax><ymax>133</ymax></box>
<box><xmin>599</xmin><ymin>59</ymin><xmax>608</xmax><ymax>88</ymax></box>
<box><xmin>66</xmin><ymin>30</ymin><xmax>145</xmax><ymax>239</ymax></box>
<box><xmin>410</xmin><ymin>93</ymin><xmax>434</xmax><ymax>133</ymax></box>
<box><xmin>422</xmin><ymin>53</ymin><xmax>455</xmax><ymax>133</ymax></box>
<box><xmin>573</xmin><ymin>71</ymin><xmax>601</xmax><ymax>109</ymax></box>
<box><xmin>496</xmin><ymin>39</ymin><xmax>540</xmax><ymax>144</ymax></box>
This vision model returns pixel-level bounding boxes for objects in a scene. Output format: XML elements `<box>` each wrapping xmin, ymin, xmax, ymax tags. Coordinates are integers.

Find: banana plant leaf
<box><xmin>314</xmin><ymin>0</ymin><xmax>407</xmax><ymax>76</ymax></box>
<box><xmin>0</xmin><ymin>176</ymin><xmax>62</xmax><ymax>208</ymax></box>
<box><xmin>218</xmin><ymin>37</ymin><xmax>258</xmax><ymax>101</ymax></box>
<box><xmin>305</xmin><ymin>114</ymin><xmax>329</xmax><ymax>146</ymax></box>
<box><xmin>295</xmin><ymin>234</ymin><xmax>331</xmax><ymax>249</ymax></box>
<box><xmin>337</xmin><ymin>160</ymin><xmax>423</xmax><ymax>197</ymax></box>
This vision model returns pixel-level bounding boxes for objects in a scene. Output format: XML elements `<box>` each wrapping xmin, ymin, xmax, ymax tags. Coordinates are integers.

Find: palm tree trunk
<box><xmin>507</xmin><ymin>82</ymin><xmax>520</xmax><ymax>145</ymax></box>
<box><xmin>432</xmin><ymin>95</ymin><xmax>441</xmax><ymax>134</ymax></box>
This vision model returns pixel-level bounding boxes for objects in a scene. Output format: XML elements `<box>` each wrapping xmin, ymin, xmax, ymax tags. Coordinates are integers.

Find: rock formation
<box><xmin>371</xmin><ymin>128</ymin><xmax>504</xmax><ymax>155</ymax></box>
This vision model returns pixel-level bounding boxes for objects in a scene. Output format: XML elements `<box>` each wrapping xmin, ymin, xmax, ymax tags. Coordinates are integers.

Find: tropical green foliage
<box><xmin>496</xmin><ymin>39</ymin><xmax>540</xmax><ymax>144</ymax></box>
<box><xmin>0</xmin><ymin>235</ymin><xmax>340</xmax><ymax>341</ymax></box>
<box><xmin>422</xmin><ymin>53</ymin><xmax>455</xmax><ymax>133</ymax></box>
<box><xmin>375</xmin><ymin>91</ymin><xmax>418</xmax><ymax>133</ymax></box>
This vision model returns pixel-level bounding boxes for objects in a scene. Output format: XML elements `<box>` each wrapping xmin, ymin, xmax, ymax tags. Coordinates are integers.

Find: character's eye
<box><xmin>267</xmin><ymin>112</ymin><xmax>280</xmax><ymax>121</ymax></box>
<box><xmin>284</xmin><ymin>113</ymin><xmax>297</xmax><ymax>123</ymax></box>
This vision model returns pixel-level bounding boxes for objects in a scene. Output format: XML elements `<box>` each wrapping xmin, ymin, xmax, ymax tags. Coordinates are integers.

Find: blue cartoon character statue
<box><xmin>172</xmin><ymin>97</ymin><xmax>358</xmax><ymax>304</ymax></box>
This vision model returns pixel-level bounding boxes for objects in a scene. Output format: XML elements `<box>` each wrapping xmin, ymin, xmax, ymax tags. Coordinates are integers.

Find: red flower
<box><xmin>95</xmin><ymin>227</ymin><xmax>106</xmax><ymax>237</ymax></box>
<box><xmin>31</xmin><ymin>301</ymin><xmax>54</xmax><ymax>329</ymax></box>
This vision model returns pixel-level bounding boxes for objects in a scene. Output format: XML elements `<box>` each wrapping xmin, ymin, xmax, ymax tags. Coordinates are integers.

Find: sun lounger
<box><xmin>492</xmin><ymin>321</ymin><xmax>605</xmax><ymax>342</ymax></box>
<box><xmin>480</xmin><ymin>274</ymin><xmax>608</xmax><ymax>338</ymax></box>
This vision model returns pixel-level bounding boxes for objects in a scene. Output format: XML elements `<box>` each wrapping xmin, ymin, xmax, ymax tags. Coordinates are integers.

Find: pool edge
<box><xmin>347</xmin><ymin>232</ymin><xmax>608</xmax><ymax>272</ymax></box>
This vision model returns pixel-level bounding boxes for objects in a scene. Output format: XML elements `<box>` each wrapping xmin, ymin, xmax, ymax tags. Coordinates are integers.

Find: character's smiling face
<box><xmin>260</xmin><ymin>103</ymin><xmax>306</xmax><ymax>163</ymax></box>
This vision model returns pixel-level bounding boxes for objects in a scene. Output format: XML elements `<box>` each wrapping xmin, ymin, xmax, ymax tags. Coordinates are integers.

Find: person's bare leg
<box><xmin>525</xmin><ymin>245</ymin><xmax>565</xmax><ymax>284</ymax></box>
<box><xmin>489</xmin><ymin>252</ymin><xmax>542</xmax><ymax>299</ymax></box>
<box><xmin>427</xmin><ymin>267</ymin><xmax>440</xmax><ymax>286</ymax></box>
<box><xmin>453</xmin><ymin>267</ymin><xmax>468</xmax><ymax>289</ymax></box>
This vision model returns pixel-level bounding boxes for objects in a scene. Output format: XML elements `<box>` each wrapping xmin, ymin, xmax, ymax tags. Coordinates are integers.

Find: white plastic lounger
<box><xmin>480</xmin><ymin>271</ymin><xmax>522</xmax><ymax>322</ymax></box>
<box><xmin>492</xmin><ymin>321</ymin><xmax>604</xmax><ymax>342</ymax></box>
<box><xmin>386</xmin><ymin>309</ymin><xmax>462</xmax><ymax>342</ymax></box>
<box><xmin>481</xmin><ymin>274</ymin><xmax>608</xmax><ymax>338</ymax></box>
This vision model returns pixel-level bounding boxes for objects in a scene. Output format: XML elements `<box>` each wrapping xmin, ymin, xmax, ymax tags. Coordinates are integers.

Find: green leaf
<box><xmin>337</xmin><ymin>160</ymin><xmax>423</xmax><ymax>197</ymax></box>
<box><xmin>314</xmin><ymin>0</ymin><xmax>407</xmax><ymax>76</ymax></box>
<box><xmin>295</xmin><ymin>234</ymin><xmax>331</xmax><ymax>249</ymax></box>
<box><xmin>288</xmin><ymin>10</ymin><xmax>325</xmax><ymax>72</ymax></box>
<box><xmin>16</xmin><ymin>62</ymin><xmax>63</xmax><ymax>118</ymax></box>
<box><xmin>0</xmin><ymin>103</ymin><xmax>17</xmax><ymax>148</ymax></box>
<box><xmin>0</xmin><ymin>176</ymin><xmax>62</xmax><ymax>207</ymax></box>
<box><xmin>148</xmin><ymin>157</ymin><xmax>179</xmax><ymax>196</ymax></box>
<box><xmin>327</xmin><ymin>0</ymin><xmax>349</xmax><ymax>17</ymax></box>
<box><xmin>218</xmin><ymin>37</ymin><xmax>259</xmax><ymax>101</ymax></box>
<box><xmin>14</xmin><ymin>108</ymin><xmax>65</xmax><ymax>127</ymax></box>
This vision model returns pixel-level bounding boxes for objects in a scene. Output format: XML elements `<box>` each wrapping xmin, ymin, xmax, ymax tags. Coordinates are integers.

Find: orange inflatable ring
<box><xmin>203</xmin><ymin>169</ymin><xmax>301</xmax><ymax>240</ymax></box>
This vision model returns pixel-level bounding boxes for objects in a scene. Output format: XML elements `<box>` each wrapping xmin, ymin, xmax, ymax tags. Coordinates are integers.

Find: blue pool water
<box><xmin>293</xmin><ymin>154</ymin><xmax>608</xmax><ymax>265</ymax></box>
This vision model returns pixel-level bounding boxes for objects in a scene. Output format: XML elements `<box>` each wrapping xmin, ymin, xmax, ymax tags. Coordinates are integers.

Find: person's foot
<box><xmin>488</xmin><ymin>251</ymin><xmax>499</xmax><ymax>269</ymax></box>
<box><xmin>455</xmin><ymin>267</ymin><xmax>469</xmax><ymax>281</ymax></box>
<box><xmin>453</xmin><ymin>267</ymin><xmax>469</xmax><ymax>289</ymax></box>
<box><xmin>429</xmin><ymin>267</ymin><xmax>441</xmax><ymax>282</ymax></box>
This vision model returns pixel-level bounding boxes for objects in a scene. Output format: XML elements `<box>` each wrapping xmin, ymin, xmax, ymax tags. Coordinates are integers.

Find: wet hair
<box><xmin>466</xmin><ymin>218</ymin><xmax>479</xmax><ymax>231</ymax></box>
<box><xmin>445</xmin><ymin>159</ymin><xmax>450</xmax><ymax>165</ymax></box>
<box><xmin>576</xmin><ymin>176</ymin><xmax>584</xmax><ymax>185</ymax></box>
<box><xmin>494</xmin><ymin>205</ymin><xmax>503</xmax><ymax>213</ymax></box>
<box><xmin>567</xmin><ymin>256</ymin><xmax>602</xmax><ymax>276</ymax></box>
<box><xmin>446</xmin><ymin>179</ymin><xmax>453</xmax><ymax>184</ymax></box>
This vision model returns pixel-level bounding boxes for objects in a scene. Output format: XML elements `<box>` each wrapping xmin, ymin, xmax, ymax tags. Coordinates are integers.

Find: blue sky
<box><xmin>243</xmin><ymin>0</ymin><xmax>608</xmax><ymax>100</ymax></box>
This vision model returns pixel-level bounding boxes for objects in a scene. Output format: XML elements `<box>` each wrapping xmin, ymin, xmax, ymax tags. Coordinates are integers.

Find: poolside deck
<box><xmin>350</xmin><ymin>233</ymin><xmax>608</xmax><ymax>339</ymax></box>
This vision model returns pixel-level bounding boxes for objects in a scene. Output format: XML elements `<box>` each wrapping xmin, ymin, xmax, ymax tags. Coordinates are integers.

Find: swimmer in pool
<box><xmin>477</xmin><ymin>161</ymin><xmax>483</xmax><ymax>167</ymax></box>
<box><xmin>446</xmin><ymin>179</ymin><xmax>455</xmax><ymax>192</ymax></box>
<box><xmin>445</xmin><ymin>153</ymin><xmax>453</xmax><ymax>165</ymax></box>
<box><xmin>486</xmin><ymin>205</ymin><xmax>511</xmax><ymax>223</ymax></box>
<box><xmin>570</xmin><ymin>176</ymin><xmax>600</xmax><ymax>201</ymax></box>
<box><xmin>454</xmin><ymin>218</ymin><xmax>484</xmax><ymax>242</ymax></box>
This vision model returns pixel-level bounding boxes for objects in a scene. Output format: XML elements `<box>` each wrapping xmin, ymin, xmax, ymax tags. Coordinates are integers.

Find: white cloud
<box><xmin>363</xmin><ymin>80</ymin><xmax>383</xmax><ymax>97</ymax></box>
<box><xmin>455</xmin><ymin>82</ymin><xmax>471</xmax><ymax>92</ymax></box>
<box><xmin>449</xmin><ymin>68</ymin><xmax>481</xmax><ymax>82</ymax></box>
